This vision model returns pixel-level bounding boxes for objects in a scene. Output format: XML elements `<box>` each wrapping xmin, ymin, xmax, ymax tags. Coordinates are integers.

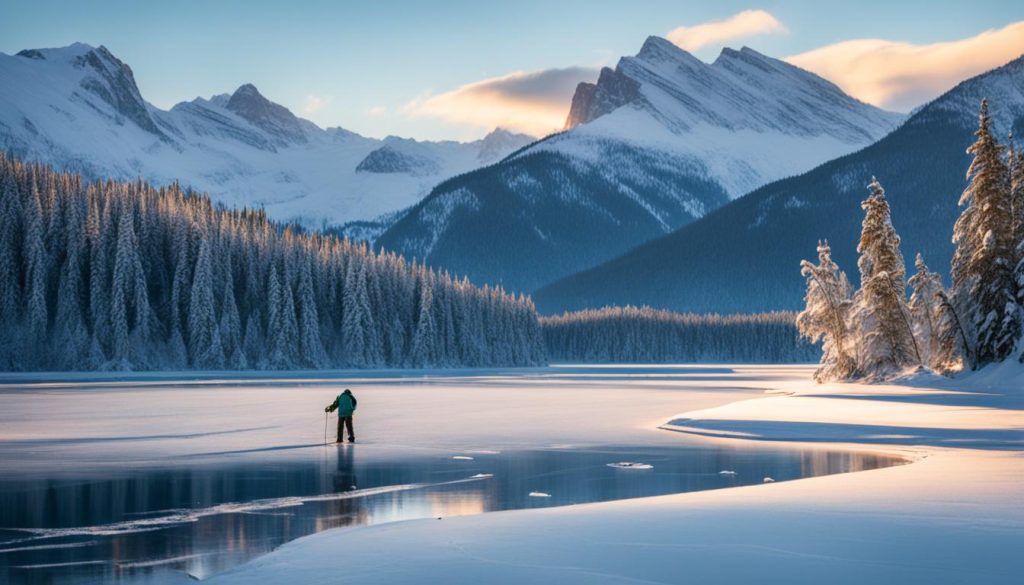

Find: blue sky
<box><xmin>3</xmin><ymin>1</ymin><xmax>1022</xmax><ymax>140</ymax></box>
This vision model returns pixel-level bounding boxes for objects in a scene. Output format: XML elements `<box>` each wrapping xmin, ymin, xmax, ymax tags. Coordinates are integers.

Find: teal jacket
<box><xmin>326</xmin><ymin>392</ymin><xmax>357</xmax><ymax>416</ymax></box>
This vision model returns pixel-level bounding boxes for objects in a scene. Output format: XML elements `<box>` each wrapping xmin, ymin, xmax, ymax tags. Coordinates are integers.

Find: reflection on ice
<box><xmin>0</xmin><ymin>444</ymin><xmax>904</xmax><ymax>584</ymax></box>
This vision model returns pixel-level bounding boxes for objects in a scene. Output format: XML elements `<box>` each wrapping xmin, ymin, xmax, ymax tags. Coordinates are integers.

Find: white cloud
<box><xmin>303</xmin><ymin>95</ymin><xmax>332</xmax><ymax>115</ymax></box>
<box><xmin>402</xmin><ymin>67</ymin><xmax>597</xmax><ymax>136</ymax></box>
<box><xmin>787</xmin><ymin>21</ymin><xmax>1024</xmax><ymax>112</ymax></box>
<box><xmin>367</xmin><ymin>105</ymin><xmax>387</xmax><ymax>117</ymax></box>
<box><xmin>666</xmin><ymin>9</ymin><xmax>786</xmax><ymax>52</ymax></box>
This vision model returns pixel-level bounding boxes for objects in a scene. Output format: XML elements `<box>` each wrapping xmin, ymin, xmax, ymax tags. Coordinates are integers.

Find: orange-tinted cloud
<box><xmin>402</xmin><ymin>67</ymin><xmax>596</xmax><ymax>136</ymax></box>
<box><xmin>666</xmin><ymin>10</ymin><xmax>786</xmax><ymax>52</ymax></box>
<box><xmin>787</xmin><ymin>21</ymin><xmax>1024</xmax><ymax>112</ymax></box>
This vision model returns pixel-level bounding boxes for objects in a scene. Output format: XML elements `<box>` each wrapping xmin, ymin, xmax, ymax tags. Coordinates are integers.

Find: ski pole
<box><xmin>324</xmin><ymin>412</ymin><xmax>328</xmax><ymax>445</ymax></box>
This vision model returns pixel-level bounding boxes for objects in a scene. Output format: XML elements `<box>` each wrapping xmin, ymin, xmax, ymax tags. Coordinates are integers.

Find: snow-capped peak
<box><xmin>0</xmin><ymin>43</ymin><xmax>537</xmax><ymax>229</ymax></box>
<box><xmin>634</xmin><ymin>35</ymin><xmax>704</xmax><ymax>69</ymax></box>
<box><xmin>10</xmin><ymin>43</ymin><xmax>164</xmax><ymax>140</ymax></box>
<box><xmin>568</xmin><ymin>35</ymin><xmax>905</xmax><ymax>142</ymax></box>
<box><xmin>225</xmin><ymin>83</ymin><xmax>308</xmax><ymax>145</ymax></box>
<box><xmin>15</xmin><ymin>41</ymin><xmax>96</xmax><ymax>62</ymax></box>
<box><xmin>476</xmin><ymin>127</ymin><xmax>534</xmax><ymax>163</ymax></box>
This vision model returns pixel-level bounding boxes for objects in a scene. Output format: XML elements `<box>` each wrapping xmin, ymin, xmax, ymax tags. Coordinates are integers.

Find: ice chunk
<box><xmin>528</xmin><ymin>491</ymin><xmax>552</xmax><ymax>498</ymax></box>
<box><xmin>452</xmin><ymin>456</ymin><xmax>474</xmax><ymax>460</ymax></box>
<box><xmin>606</xmin><ymin>462</ymin><xmax>653</xmax><ymax>470</ymax></box>
<box><xmin>718</xmin><ymin>470</ymin><xmax>737</xmax><ymax>476</ymax></box>
<box><xmin>763</xmin><ymin>477</ymin><xmax>776</xmax><ymax>483</ymax></box>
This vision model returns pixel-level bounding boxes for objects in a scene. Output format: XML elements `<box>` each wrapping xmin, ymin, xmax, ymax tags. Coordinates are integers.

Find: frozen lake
<box><xmin>0</xmin><ymin>366</ymin><xmax>905</xmax><ymax>583</ymax></box>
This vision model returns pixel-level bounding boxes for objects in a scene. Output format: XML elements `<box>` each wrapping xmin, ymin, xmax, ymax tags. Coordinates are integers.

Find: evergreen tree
<box><xmin>409</xmin><ymin>279</ymin><xmax>437</xmax><ymax>367</ymax></box>
<box><xmin>219</xmin><ymin>255</ymin><xmax>246</xmax><ymax>370</ymax></box>
<box><xmin>188</xmin><ymin>238</ymin><xmax>223</xmax><ymax>369</ymax></box>
<box><xmin>0</xmin><ymin>154</ymin><xmax>545</xmax><ymax>372</ymax></box>
<box><xmin>169</xmin><ymin>223</ymin><xmax>192</xmax><ymax>348</ymax></box>
<box><xmin>0</xmin><ymin>168</ymin><xmax>22</xmax><ymax>329</ymax></box>
<box><xmin>341</xmin><ymin>257</ymin><xmax>380</xmax><ymax>367</ymax></box>
<box><xmin>53</xmin><ymin>193</ymin><xmax>88</xmax><ymax>368</ymax></box>
<box><xmin>544</xmin><ymin>307</ymin><xmax>813</xmax><ymax>364</ymax></box>
<box><xmin>265</xmin><ymin>265</ymin><xmax>298</xmax><ymax>369</ymax></box>
<box><xmin>24</xmin><ymin>185</ymin><xmax>48</xmax><ymax>349</ymax></box>
<box><xmin>297</xmin><ymin>257</ymin><xmax>327</xmax><ymax>368</ymax></box>
<box><xmin>951</xmin><ymin>99</ymin><xmax>1020</xmax><ymax>366</ymax></box>
<box><xmin>932</xmin><ymin>288</ymin><xmax>971</xmax><ymax>372</ymax></box>
<box><xmin>797</xmin><ymin>240</ymin><xmax>856</xmax><ymax>381</ymax></box>
<box><xmin>907</xmin><ymin>254</ymin><xmax>945</xmax><ymax>369</ymax></box>
<box><xmin>849</xmin><ymin>178</ymin><xmax>921</xmax><ymax>377</ymax></box>
<box><xmin>242</xmin><ymin>309</ymin><xmax>264</xmax><ymax>368</ymax></box>
<box><xmin>88</xmin><ymin>195</ymin><xmax>113</xmax><ymax>361</ymax></box>
<box><xmin>1009</xmin><ymin>139</ymin><xmax>1024</xmax><ymax>362</ymax></box>
<box><xmin>110</xmin><ymin>209</ymin><xmax>136</xmax><ymax>368</ymax></box>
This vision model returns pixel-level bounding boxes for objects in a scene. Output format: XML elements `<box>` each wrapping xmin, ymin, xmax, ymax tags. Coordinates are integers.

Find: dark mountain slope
<box><xmin>377</xmin><ymin>37</ymin><xmax>900</xmax><ymax>293</ymax></box>
<box><xmin>534</xmin><ymin>55</ymin><xmax>1024</xmax><ymax>314</ymax></box>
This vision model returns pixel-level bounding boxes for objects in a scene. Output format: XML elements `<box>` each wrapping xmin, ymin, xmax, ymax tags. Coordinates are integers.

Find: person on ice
<box><xmin>325</xmin><ymin>389</ymin><xmax>358</xmax><ymax>443</ymax></box>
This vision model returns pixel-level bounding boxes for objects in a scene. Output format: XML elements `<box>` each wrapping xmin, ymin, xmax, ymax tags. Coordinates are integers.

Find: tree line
<box><xmin>798</xmin><ymin>99</ymin><xmax>1023</xmax><ymax>381</ymax></box>
<box><xmin>542</xmin><ymin>306</ymin><xmax>816</xmax><ymax>363</ymax></box>
<box><xmin>0</xmin><ymin>154</ymin><xmax>546</xmax><ymax>371</ymax></box>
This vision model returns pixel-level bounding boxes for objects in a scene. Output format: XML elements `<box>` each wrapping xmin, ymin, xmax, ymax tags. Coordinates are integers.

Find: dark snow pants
<box><xmin>336</xmin><ymin>416</ymin><xmax>355</xmax><ymax>442</ymax></box>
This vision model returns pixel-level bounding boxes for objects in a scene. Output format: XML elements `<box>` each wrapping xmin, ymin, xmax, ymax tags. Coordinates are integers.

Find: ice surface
<box><xmin>1</xmin><ymin>364</ymin><xmax>1019</xmax><ymax>585</ymax></box>
<box><xmin>199</xmin><ymin>363</ymin><xmax>1022</xmax><ymax>585</ymax></box>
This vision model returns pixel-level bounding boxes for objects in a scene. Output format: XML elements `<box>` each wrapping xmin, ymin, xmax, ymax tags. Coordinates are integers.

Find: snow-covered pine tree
<box><xmin>409</xmin><ymin>277</ymin><xmax>437</xmax><ymax>367</ymax></box>
<box><xmin>265</xmin><ymin>264</ymin><xmax>298</xmax><ymax>370</ymax></box>
<box><xmin>797</xmin><ymin>240</ymin><xmax>856</xmax><ymax>382</ymax></box>
<box><xmin>24</xmin><ymin>184</ymin><xmax>49</xmax><ymax>354</ymax></box>
<box><xmin>297</xmin><ymin>256</ymin><xmax>327</xmax><ymax>368</ymax></box>
<box><xmin>168</xmin><ymin>220</ymin><xmax>193</xmax><ymax>352</ymax></box>
<box><xmin>53</xmin><ymin>189</ymin><xmax>88</xmax><ymax>368</ymax></box>
<box><xmin>109</xmin><ymin>202</ymin><xmax>155</xmax><ymax>368</ymax></box>
<box><xmin>242</xmin><ymin>308</ymin><xmax>264</xmax><ymax>367</ymax></box>
<box><xmin>219</xmin><ymin>255</ymin><xmax>246</xmax><ymax>370</ymax></box>
<box><xmin>0</xmin><ymin>168</ymin><xmax>22</xmax><ymax>332</ymax></box>
<box><xmin>950</xmin><ymin>99</ymin><xmax>1020</xmax><ymax>367</ymax></box>
<box><xmin>340</xmin><ymin>255</ymin><xmax>369</xmax><ymax>367</ymax></box>
<box><xmin>849</xmin><ymin>178</ymin><xmax>921</xmax><ymax>377</ymax></box>
<box><xmin>907</xmin><ymin>254</ymin><xmax>946</xmax><ymax>369</ymax></box>
<box><xmin>188</xmin><ymin>237</ymin><xmax>223</xmax><ymax>369</ymax></box>
<box><xmin>1009</xmin><ymin>138</ymin><xmax>1024</xmax><ymax>362</ymax></box>
<box><xmin>932</xmin><ymin>288</ymin><xmax>971</xmax><ymax>372</ymax></box>
<box><xmin>110</xmin><ymin>208</ymin><xmax>138</xmax><ymax>369</ymax></box>
<box><xmin>0</xmin><ymin>154</ymin><xmax>544</xmax><ymax>371</ymax></box>
<box><xmin>88</xmin><ymin>194</ymin><xmax>113</xmax><ymax>362</ymax></box>
<box><xmin>542</xmin><ymin>307</ymin><xmax>812</xmax><ymax>363</ymax></box>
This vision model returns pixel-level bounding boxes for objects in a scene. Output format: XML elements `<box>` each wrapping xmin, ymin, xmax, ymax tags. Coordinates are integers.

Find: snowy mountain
<box><xmin>534</xmin><ymin>54</ymin><xmax>1024</xmax><ymax>315</ymax></box>
<box><xmin>376</xmin><ymin>37</ymin><xmax>902</xmax><ymax>292</ymax></box>
<box><xmin>0</xmin><ymin>43</ymin><xmax>533</xmax><ymax>228</ymax></box>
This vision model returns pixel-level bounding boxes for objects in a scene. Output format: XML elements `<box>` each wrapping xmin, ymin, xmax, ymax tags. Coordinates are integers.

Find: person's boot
<box><xmin>348</xmin><ymin>437</ymin><xmax>356</xmax><ymax>443</ymax></box>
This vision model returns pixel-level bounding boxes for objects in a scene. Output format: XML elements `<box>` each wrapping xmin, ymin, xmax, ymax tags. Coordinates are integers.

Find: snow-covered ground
<box><xmin>200</xmin><ymin>364</ymin><xmax>1020</xmax><ymax>585</ymax></box>
<box><xmin>1</xmin><ymin>364</ymin><xmax>1020</xmax><ymax>583</ymax></box>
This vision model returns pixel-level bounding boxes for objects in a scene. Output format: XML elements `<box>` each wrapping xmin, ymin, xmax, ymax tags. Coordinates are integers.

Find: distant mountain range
<box><xmin>534</xmin><ymin>54</ymin><xmax>1024</xmax><ymax>315</ymax></box>
<box><xmin>0</xmin><ymin>43</ymin><xmax>533</xmax><ymax>228</ymax></box>
<box><xmin>376</xmin><ymin>37</ymin><xmax>903</xmax><ymax>292</ymax></box>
